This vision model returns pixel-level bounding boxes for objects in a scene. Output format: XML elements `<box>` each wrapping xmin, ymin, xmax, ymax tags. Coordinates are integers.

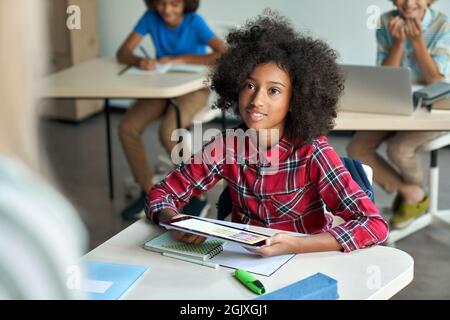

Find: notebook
<box><xmin>143</xmin><ymin>232</ymin><xmax>224</xmax><ymax>261</ymax></box>
<box><xmin>84</xmin><ymin>261</ymin><xmax>149</xmax><ymax>300</ymax></box>
<box><xmin>126</xmin><ymin>63</ymin><xmax>208</xmax><ymax>76</ymax></box>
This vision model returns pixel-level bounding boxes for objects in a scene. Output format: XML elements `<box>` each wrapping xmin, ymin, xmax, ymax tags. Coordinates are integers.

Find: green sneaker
<box><xmin>390</xmin><ymin>196</ymin><xmax>430</xmax><ymax>229</ymax></box>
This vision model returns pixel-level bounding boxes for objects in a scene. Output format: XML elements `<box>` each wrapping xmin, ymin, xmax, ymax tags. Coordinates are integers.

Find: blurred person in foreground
<box><xmin>0</xmin><ymin>0</ymin><xmax>87</xmax><ymax>299</ymax></box>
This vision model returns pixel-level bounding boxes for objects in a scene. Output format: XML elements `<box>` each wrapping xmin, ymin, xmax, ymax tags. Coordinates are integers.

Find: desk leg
<box><xmin>104</xmin><ymin>98</ymin><xmax>114</xmax><ymax>199</ymax></box>
<box><xmin>169</xmin><ymin>99</ymin><xmax>183</xmax><ymax>159</ymax></box>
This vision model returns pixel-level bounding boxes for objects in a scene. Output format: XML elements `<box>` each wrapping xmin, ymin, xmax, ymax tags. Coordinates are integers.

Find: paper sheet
<box><xmin>82</xmin><ymin>280</ymin><xmax>113</xmax><ymax>294</ymax></box>
<box><xmin>210</xmin><ymin>242</ymin><xmax>294</xmax><ymax>277</ymax></box>
<box><xmin>125</xmin><ymin>63</ymin><xmax>207</xmax><ymax>75</ymax></box>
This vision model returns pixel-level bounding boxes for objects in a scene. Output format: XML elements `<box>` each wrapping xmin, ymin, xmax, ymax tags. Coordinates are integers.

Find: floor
<box><xmin>39</xmin><ymin>108</ymin><xmax>450</xmax><ymax>299</ymax></box>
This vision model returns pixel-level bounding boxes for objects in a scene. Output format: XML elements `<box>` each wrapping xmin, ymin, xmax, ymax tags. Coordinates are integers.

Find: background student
<box><xmin>347</xmin><ymin>0</ymin><xmax>450</xmax><ymax>229</ymax></box>
<box><xmin>146</xmin><ymin>12</ymin><xmax>388</xmax><ymax>256</ymax></box>
<box><xmin>116</xmin><ymin>0</ymin><xmax>226</xmax><ymax>220</ymax></box>
<box><xmin>0</xmin><ymin>0</ymin><xmax>87</xmax><ymax>299</ymax></box>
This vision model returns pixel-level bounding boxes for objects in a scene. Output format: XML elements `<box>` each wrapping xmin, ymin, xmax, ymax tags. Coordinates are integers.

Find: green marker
<box><xmin>234</xmin><ymin>269</ymin><xmax>266</xmax><ymax>295</ymax></box>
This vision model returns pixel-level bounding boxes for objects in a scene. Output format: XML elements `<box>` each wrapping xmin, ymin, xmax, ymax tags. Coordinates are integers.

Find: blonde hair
<box><xmin>0</xmin><ymin>0</ymin><xmax>47</xmax><ymax>171</ymax></box>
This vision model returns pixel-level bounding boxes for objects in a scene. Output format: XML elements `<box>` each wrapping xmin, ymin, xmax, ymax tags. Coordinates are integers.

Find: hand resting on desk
<box><xmin>139</xmin><ymin>58</ymin><xmax>157</xmax><ymax>70</ymax></box>
<box><xmin>248</xmin><ymin>232</ymin><xmax>342</xmax><ymax>257</ymax></box>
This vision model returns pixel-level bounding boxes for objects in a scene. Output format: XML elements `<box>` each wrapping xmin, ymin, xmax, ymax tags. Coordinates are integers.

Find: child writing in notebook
<box><xmin>116</xmin><ymin>0</ymin><xmax>226</xmax><ymax>220</ymax></box>
<box><xmin>145</xmin><ymin>11</ymin><xmax>389</xmax><ymax>256</ymax></box>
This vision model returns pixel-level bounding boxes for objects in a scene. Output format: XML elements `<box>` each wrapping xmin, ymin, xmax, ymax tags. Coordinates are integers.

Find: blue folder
<box><xmin>85</xmin><ymin>261</ymin><xmax>149</xmax><ymax>300</ymax></box>
<box><xmin>255</xmin><ymin>273</ymin><xmax>339</xmax><ymax>300</ymax></box>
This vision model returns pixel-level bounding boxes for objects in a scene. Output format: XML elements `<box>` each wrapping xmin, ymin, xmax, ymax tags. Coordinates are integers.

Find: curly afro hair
<box><xmin>210</xmin><ymin>10</ymin><xmax>344</xmax><ymax>144</ymax></box>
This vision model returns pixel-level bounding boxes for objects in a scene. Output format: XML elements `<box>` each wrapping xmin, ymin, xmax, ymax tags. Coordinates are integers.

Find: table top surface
<box><xmin>40</xmin><ymin>57</ymin><xmax>209</xmax><ymax>99</ymax></box>
<box><xmin>335</xmin><ymin>107</ymin><xmax>450</xmax><ymax>131</ymax></box>
<box><xmin>84</xmin><ymin>218</ymin><xmax>414</xmax><ymax>300</ymax></box>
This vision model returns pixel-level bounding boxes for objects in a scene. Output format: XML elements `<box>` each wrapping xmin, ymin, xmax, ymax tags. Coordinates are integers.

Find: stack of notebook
<box><xmin>143</xmin><ymin>232</ymin><xmax>224</xmax><ymax>261</ymax></box>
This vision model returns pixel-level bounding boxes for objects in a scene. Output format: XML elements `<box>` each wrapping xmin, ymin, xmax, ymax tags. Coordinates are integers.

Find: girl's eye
<box><xmin>270</xmin><ymin>88</ymin><xmax>280</xmax><ymax>94</ymax></box>
<box><xmin>246</xmin><ymin>83</ymin><xmax>255</xmax><ymax>90</ymax></box>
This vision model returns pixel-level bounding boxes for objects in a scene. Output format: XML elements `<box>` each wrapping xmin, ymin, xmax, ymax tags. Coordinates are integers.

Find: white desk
<box><xmin>335</xmin><ymin>108</ymin><xmax>450</xmax><ymax>244</ymax></box>
<box><xmin>40</xmin><ymin>57</ymin><xmax>209</xmax><ymax>199</ymax></box>
<box><xmin>335</xmin><ymin>108</ymin><xmax>450</xmax><ymax>131</ymax></box>
<box><xmin>84</xmin><ymin>218</ymin><xmax>413</xmax><ymax>300</ymax></box>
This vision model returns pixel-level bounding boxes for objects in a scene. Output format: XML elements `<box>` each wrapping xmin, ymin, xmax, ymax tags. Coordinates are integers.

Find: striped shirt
<box><xmin>146</xmin><ymin>130</ymin><xmax>389</xmax><ymax>253</ymax></box>
<box><xmin>377</xmin><ymin>8</ymin><xmax>450</xmax><ymax>82</ymax></box>
<box><xmin>0</xmin><ymin>156</ymin><xmax>87</xmax><ymax>299</ymax></box>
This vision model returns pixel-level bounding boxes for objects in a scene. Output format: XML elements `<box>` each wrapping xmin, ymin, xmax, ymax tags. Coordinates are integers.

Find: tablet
<box><xmin>159</xmin><ymin>216</ymin><xmax>269</xmax><ymax>249</ymax></box>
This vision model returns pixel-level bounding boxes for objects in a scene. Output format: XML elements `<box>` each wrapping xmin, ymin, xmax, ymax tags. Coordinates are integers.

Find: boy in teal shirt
<box><xmin>348</xmin><ymin>0</ymin><xmax>450</xmax><ymax>229</ymax></box>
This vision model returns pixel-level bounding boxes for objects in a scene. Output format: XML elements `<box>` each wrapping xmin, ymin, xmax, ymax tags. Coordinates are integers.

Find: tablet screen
<box><xmin>169</xmin><ymin>218</ymin><xmax>268</xmax><ymax>246</ymax></box>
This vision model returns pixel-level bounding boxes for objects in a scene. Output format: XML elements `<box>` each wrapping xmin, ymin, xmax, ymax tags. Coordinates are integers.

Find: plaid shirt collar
<box><xmin>230</xmin><ymin>123</ymin><xmax>303</xmax><ymax>166</ymax></box>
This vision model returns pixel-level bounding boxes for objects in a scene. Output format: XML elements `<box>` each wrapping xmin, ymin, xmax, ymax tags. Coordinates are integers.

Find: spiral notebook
<box><xmin>143</xmin><ymin>232</ymin><xmax>224</xmax><ymax>261</ymax></box>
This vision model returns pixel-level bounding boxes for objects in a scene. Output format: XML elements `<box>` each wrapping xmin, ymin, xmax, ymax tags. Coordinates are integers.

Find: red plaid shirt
<box><xmin>146</xmin><ymin>130</ymin><xmax>389</xmax><ymax>252</ymax></box>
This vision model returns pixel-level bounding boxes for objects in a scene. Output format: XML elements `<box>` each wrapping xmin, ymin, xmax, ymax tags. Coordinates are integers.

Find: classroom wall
<box><xmin>97</xmin><ymin>0</ymin><xmax>450</xmax><ymax>65</ymax></box>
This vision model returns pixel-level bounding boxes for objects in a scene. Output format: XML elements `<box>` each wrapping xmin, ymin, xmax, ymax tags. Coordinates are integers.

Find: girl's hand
<box><xmin>389</xmin><ymin>16</ymin><xmax>406</xmax><ymax>44</ymax></box>
<box><xmin>139</xmin><ymin>58</ymin><xmax>157</xmax><ymax>70</ymax></box>
<box><xmin>404</xmin><ymin>18</ymin><xmax>423</xmax><ymax>42</ymax></box>
<box><xmin>162</xmin><ymin>213</ymin><xmax>207</xmax><ymax>245</ymax></box>
<box><xmin>247</xmin><ymin>233</ymin><xmax>301</xmax><ymax>257</ymax></box>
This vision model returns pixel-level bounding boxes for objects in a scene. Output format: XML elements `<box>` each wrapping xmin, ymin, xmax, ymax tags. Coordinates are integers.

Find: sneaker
<box><xmin>182</xmin><ymin>196</ymin><xmax>211</xmax><ymax>217</ymax></box>
<box><xmin>121</xmin><ymin>191</ymin><xmax>147</xmax><ymax>221</ymax></box>
<box><xmin>390</xmin><ymin>196</ymin><xmax>430</xmax><ymax>229</ymax></box>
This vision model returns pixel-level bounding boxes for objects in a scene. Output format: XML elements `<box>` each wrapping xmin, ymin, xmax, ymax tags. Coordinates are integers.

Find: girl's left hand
<box><xmin>404</xmin><ymin>18</ymin><xmax>423</xmax><ymax>42</ymax></box>
<box><xmin>247</xmin><ymin>233</ymin><xmax>301</xmax><ymax>257</ymax></box>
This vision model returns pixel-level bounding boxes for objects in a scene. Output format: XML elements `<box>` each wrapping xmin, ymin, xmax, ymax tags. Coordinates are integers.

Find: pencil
<box><xmin>140</xmin><ymin>46</ymin><xmax>151</xmax><ymax>59</ymax></box>
<box><xmin>162</xmin><ymin>252</ymin><xmax>219</xmax><ymax>269</ymax></box>
<box><xmin>117</xmin><ymin>64</ymin><xmax>131</xmax><ymax>76</ymax></box>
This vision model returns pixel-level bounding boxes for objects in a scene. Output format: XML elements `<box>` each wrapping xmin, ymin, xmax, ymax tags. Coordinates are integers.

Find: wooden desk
<box><xmin>40</xmin><ymin>57</ymin><xmax>209</xmax><ymax>199</ymax></box>
<box><xmin>84</xmin><ymin>218</ymin><xmax>414</xmax><ymax>300</ymax></box>
<box><xmin>335</xmin><ymin>108</ymin><xmax>450</xmax><ymax>131</ymax></box>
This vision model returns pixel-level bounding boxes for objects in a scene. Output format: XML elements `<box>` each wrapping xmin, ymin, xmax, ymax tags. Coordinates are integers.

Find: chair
<box><xmin>217</xmin><ymin>157</ymin><xmax>374</xmax><ymax>221</ymax></box>
<box><xmin>387</xmin><ymin>133</ymin><xmax>450</xmax><ymax>245</ymax></box>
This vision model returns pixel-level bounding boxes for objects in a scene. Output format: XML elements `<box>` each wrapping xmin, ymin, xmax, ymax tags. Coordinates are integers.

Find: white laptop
<box><xmin>338</xmin><ymin>64</ymin><xmax>417</xmax><ymax>115</ymax></box>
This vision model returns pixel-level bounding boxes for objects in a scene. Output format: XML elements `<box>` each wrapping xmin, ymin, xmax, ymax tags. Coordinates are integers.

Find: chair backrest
<box><xmin>217</xmin><ymin>157</ymin><xmax>374</xmax><ymax>221</ymax></box>
<box><xmin>418</xmin><ymin>132</ymin><xmax>450</xmax><ymax>152</ymax></box>
<box><xmin>340</xmin><ymin>157</ymin><xmax>374</xmax><ymax>202</ymax></box>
